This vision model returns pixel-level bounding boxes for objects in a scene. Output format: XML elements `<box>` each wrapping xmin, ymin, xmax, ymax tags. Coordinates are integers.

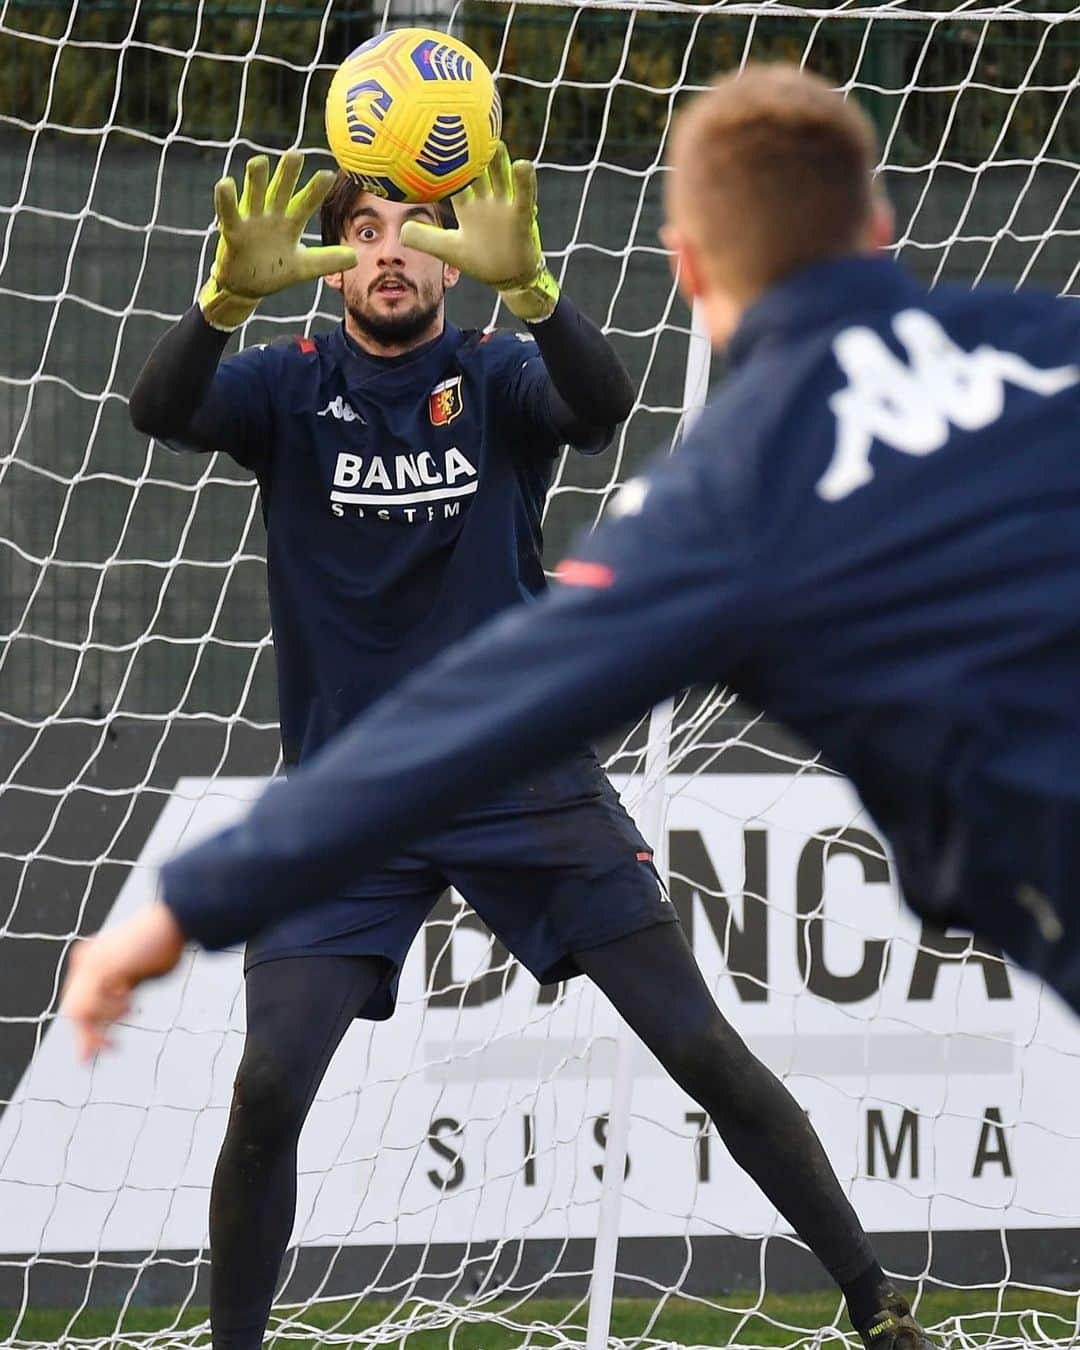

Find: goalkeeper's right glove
<box><xmin>198</xmin><ymin>150</ymin><xmax>358</xmax><ymax>332</ymax></box>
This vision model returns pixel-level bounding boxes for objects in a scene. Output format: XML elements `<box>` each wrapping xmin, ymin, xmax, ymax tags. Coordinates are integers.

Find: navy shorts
<box><xmin>244</xmin><ymin>775</ymin><xmax>676</xmax><ymax>1019</ymax></box>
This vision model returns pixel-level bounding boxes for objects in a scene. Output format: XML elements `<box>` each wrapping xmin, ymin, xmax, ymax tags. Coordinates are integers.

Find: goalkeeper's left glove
<box><xmin>399</xmin><ymin>142</ymin><xmax>560</xmax><ymax>323</ymax></box>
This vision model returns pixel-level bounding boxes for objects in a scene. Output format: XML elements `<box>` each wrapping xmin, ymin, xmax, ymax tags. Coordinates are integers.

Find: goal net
<box><xmin>2</xmin><ymin>1</ymin><xmax>1079</xmax><ymax>1348</ymax></box>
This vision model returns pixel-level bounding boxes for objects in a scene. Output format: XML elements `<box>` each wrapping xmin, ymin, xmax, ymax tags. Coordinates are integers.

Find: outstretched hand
<box><xmin>62</xmin><ymin>901</ymin><xmax>187</xmax><ymax>1060</ymax></box>
<box><xmin>199</xmin><ymin>150</ymin><xmax>358</xmax><ymax>331</ymax></box>
<box><xmin>400</xmin><ymin>142</ymin><xmax>559</xmax><ymax>322</ymax></box>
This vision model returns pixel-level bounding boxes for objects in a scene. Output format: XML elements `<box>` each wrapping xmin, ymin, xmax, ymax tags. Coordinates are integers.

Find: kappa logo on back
<box><xmin>817</xmin><ymin>308</ymin><xmax>1080</xmax><ymax>501</ymax></box>
<box><xmin>318</xmin><ymin>396</ymin><xmax>365</xmax><ymax>424</ymax></box>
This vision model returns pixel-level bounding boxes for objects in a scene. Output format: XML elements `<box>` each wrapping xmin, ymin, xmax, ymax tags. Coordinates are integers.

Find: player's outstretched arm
<box><xmin>401</xmin><ymin>143</ymin><xmax>635</xmax><ymax>443</ymax></box>
<box><xmin>61</xmin><ymin>436</ymin><xmax>748</xmax><ymax>1055</ymax></box>
<box><xmin>524</xmin><ymin>297</ymin><xmax>636</xmax><ymax>450</ymax></box>
<box><xmin>128</xmin><ymin>152</ymin><xmax>355</xmax><ymax>447</ymax></box>
<box><xmin>163</xmin><ymin>461</ymin><xmax>745</xmax><ymax>952</ymax></box>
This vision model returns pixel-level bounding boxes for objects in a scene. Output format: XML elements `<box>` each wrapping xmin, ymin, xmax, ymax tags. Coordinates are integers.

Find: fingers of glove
<box><xmin>511</xmin><ymin>159</ymin><xmax>538</xmax><ymax>218</ymax></box>
<box><xmin>287</xmin><ymin>167</ymin><xmax>340</xmax><ymax>225</ymax></box>
<box><xmin>213</xmin><ymin>175</ymin><xmax>242</xmax><ymax>237</ymax></box>
<box><xmin>296</xmin><ymin>244</ymin><xmax>359</xmax><ymax>283</ymax></box>
<box><xmin>267</xmin><ymin>149</ymin><xmax>304</xmax><ymax>215</ymax></box>
<box><xmin>400</xmin><ymin>219</ymin><xmax>460</xmax><ymax>267</ymax></box>
<box><xmin>240</xmin><ymin>155</ymin><xmax>269</xmax><ymax>217</ymax></box>
<box><xmin>487</xmin><ymin>142</ymin><xmax>513</xmax><ymax>202</ymax></box>
<box><xmin>450</xmin><ymin>181</ymin><xmax>475</xmax><ymax>213</ymax></box>
<box><xmin>470</xmin><ymin>162</ymin><xmax>492</xmax><ymax>200</ymax></box>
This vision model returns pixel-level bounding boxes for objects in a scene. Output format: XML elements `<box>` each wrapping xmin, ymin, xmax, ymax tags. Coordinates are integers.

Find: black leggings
<box><xmin>210</xmin><ymin>926</ymin><xmax>876</xmax><ymax>1350</ymax></box>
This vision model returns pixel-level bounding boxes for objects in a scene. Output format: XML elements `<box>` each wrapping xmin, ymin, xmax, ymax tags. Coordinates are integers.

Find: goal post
<box><xmin>2</xmin><ymin>2</ymin><xmax>1080</xmax><ymax>1349</ymax></box>
<box><xmin>583</xmin><ymin>296</ymin><xmax>711</xmax><ymax>1350</ymax></box>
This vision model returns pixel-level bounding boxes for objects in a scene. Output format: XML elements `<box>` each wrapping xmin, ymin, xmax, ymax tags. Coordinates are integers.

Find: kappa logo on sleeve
<box><xmin>429</xmin><ymin>376</ymin><xmax>464</xmax><ymax>427</ymax></box>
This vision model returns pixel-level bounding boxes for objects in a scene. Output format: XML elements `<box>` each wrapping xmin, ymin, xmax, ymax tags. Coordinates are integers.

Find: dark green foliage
<box><xmin>0</xmin><ymin>0</ymin><xmax>374</xmax><ymax>147</ymax></box>
<box><xmin>1</xmin><ymin>0</ymin><xmax>1076</xmax><ymax>164</ymax></box>
<box><xmin>463</xmin><ymin>2</ymin><xmax>1078</xmax><ymax>166</ymax></box>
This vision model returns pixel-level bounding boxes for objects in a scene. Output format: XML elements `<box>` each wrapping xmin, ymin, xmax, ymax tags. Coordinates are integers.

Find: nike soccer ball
<box><xmin>324</xmin><ymin>28</ymin><xmax>502</xmax><ymax>203</ymax></box>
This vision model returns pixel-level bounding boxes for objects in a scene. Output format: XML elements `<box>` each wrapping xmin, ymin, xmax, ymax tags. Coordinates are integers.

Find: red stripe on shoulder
<box><xmin>556</xmin><ymin>559</ymin><xmax>615</xmax><ymax>589</ymax></box>
<box><xmin>296</xmin><ymin>337</ymin><xmax>316</xmax><ymax>353</ymax></box>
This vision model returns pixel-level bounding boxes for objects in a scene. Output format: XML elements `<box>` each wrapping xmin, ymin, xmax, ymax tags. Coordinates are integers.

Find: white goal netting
<box><xmin>2</xmin><ymin>1</ymin><xmax>1080</xmax><ymax>1349</ymax></box>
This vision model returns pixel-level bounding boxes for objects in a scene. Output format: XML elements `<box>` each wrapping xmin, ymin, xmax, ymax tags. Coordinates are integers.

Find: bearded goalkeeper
<box><xmin>97</xmin><ymin>144</ymin><xmax>925</xmax><ymax>1350</ymax></box>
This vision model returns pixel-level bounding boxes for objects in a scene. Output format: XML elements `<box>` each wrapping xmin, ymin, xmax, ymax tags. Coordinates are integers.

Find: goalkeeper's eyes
<box><xmin>355</xmin><ymin>225</ymin><xmax>378</xmax><ymax>243</ymax></box>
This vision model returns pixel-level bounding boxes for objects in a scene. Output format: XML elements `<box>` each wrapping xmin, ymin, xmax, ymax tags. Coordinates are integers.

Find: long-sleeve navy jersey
<box><xmin>172</xmin><ymin>319</ymin><xmax>605</xmax><ymax>773</ymax></box>
<box><xmin>161</xmin><ymin>256</ymin><xmax>1080</xmax><ymax>999</ymax></box>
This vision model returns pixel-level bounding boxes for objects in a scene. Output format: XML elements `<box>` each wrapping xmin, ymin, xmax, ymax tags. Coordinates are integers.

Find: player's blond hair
<box><xmin>668</xmin><ymin>64</ymin><xmax>881</xmax><ymax>298</ymax></box>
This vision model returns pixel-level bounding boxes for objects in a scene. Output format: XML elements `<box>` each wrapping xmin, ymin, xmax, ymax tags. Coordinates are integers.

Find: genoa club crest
<box><xmin>428</xmin><ymin>376</ymin><xmax>463</xmax><ymax>427</ymax></box>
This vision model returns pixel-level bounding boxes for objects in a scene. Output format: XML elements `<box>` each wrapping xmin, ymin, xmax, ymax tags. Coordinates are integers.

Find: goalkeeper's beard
<box><xmin>346</xmin><ymin>277</ymin><xmax>444</xmax><ymax>348</ymax></box>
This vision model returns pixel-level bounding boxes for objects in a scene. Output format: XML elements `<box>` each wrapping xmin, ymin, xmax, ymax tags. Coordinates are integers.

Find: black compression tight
<box><xmin>575</xmin><ymin>923</ymin><xmax>880</xmax><ymax>1287</ymax></box>
<box><xmin>210</xmin><ymin>931</ymin><xmax>883</xmax><ymax>1350</ymax></box>
<box><xmin>209</xmin><ymin>955</ymin><xmax>388</xmax><ymax>1350</ymax></box>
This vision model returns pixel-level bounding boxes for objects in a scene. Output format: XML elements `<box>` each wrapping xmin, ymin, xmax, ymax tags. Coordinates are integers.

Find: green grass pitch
<box><xmin>4</xmin><ymin>1289</ymin><xmax>1080</xmax><ymax>1347</ymax></box>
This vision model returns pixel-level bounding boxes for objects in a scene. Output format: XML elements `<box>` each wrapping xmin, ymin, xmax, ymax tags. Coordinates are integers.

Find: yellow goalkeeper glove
<box><xmin>400</xmin><ymin>142</ymin><xmax>560</xmax><ymax>323</ymax></box>
<box><xmin>198</xmin><ymin>150</ymin><xmax>358</xmax><ymax>332</ymax></box>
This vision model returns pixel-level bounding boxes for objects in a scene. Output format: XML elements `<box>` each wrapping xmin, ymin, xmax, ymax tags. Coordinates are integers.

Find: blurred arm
<box><xmin>160</xmin><ymin>441</ymin><xmax>749</xmax><ymax>948</ymax></box>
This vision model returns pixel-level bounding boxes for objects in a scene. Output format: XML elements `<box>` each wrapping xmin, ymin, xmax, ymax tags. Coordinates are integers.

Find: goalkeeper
<box><xmin>107</xmin><ymin>144</ymin><xmax>924</xmax><ymax>1350</ymax></box>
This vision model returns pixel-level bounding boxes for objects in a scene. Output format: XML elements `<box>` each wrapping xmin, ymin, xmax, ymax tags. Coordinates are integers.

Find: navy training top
<box><xmin>175</xmin><ymin>319</ymin><xmax>607</xmax><ymax>805</ymax></box>
<box><xmin>161</xmin><ymin>257</ymin><xmax>1080</xmax><ymax>998</ymax></box>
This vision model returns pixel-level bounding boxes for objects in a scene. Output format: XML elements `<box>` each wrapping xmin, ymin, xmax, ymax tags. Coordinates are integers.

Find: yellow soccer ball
<box><xmin>324</xmin><ymin>28</ymin><xmax>502</xmax><ymax>203</ymax></box>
